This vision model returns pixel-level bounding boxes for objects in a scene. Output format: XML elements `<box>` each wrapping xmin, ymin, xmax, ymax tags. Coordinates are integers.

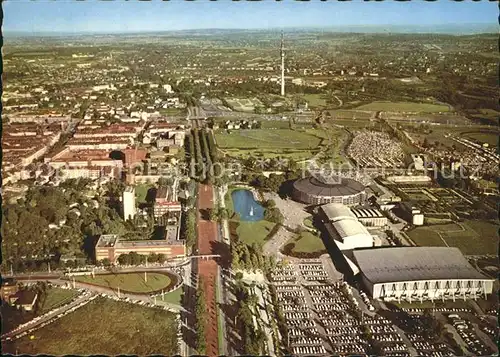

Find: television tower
<box><xmin>280</xmin><ymin>31</ymin><xmax>285</xmax><ymax>97</ymax></box>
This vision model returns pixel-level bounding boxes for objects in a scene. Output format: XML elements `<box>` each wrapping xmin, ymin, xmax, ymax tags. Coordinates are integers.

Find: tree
<box><xmin>118</xmin><ymin>253</ymin><xmax>131</xmax><ymax>266</ymax></box>
<box><xmin>157</xmin><ymin>177</ymin><xmax>173</xmax><ymax>188</ymax></box>
<box><xmin>265</xmin><ymin>199</ymin><xmax>276</xmax><ymax>209</ymax></box>
<box><xmin>195</xmin><ymin>279</ymin><xmax>207</xmax><ymax>354</ymax></box>
<box><xmin>157</xmin><ymin>253</ymin><xmax>166</xmax><ymax>264</ymax></box>
<box><xmin>218</xmin><ymin>207</ymin><xmax>228</xmax><ymax>220</ymax></box>
<box><xmin>208</xmin><ymin>208</ymin><xmax>218</xmax><ymax>222</ymax></box>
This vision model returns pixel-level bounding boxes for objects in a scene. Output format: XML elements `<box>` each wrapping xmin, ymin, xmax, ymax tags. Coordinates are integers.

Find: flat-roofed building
<box><xmin>122</xmin><ymin>186</ymin><xmax>136</xmax><ymax>221</ymax></box>
<box><xmin>353</xmin><ymin>247</ymin><xmax>494</xmax><ymax>302</ymax></box>
<box><xmin>386</xmin><ymin>175</ymin><xmax>432</xmax><ymax>184</ymax></box>
<box><xmin>154</xmin><ymin>186</ymin><xmax>181</xmax><ymax>217</ymax></box>
<box><xmin>95</xmin><ymin>220</ymin><xmax>185</xmax><ymax>263</ymax></box>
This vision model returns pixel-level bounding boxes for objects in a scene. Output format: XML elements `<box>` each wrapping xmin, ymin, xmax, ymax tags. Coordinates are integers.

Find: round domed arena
<box><xmin>292</xmin><ymin>174</ymin><xmax>366</xmax><ymax>206</ymax></box>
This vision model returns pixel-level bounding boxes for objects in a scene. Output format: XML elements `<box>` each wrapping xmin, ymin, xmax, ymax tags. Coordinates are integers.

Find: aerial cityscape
<box><xmin>1</xmin><ymin>1</ymin><xmax>498</xmax><ymax>356</ymax></box>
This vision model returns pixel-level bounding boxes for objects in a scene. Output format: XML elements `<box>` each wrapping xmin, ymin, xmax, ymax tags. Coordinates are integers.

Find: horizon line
<box><xmin>3</xmin><ymin>23</ymin><xmax>497</xmax><ymax>37</ymax></box>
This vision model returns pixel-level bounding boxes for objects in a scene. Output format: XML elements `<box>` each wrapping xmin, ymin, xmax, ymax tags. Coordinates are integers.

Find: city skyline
<box><xmin>3</xmin><ymin>0</ymin><xmax>497</xmax><ymax>35</ymax></box>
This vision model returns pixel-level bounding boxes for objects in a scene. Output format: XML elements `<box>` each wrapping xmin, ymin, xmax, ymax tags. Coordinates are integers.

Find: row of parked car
<box><xmin>448</xmin><ymin>314</ymin><xmax>492</xmax><ymax>356</ymax></box>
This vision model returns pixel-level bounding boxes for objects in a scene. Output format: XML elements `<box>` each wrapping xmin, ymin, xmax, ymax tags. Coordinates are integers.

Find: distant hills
<box><xmin>4</xmin><ymin>23</ymin><xmax>497</xmax><ymax>38</ymax></box>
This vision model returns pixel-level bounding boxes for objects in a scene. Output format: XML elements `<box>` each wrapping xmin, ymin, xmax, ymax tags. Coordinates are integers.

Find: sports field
<box><xmin>75</xmin><ymin>272</ymin><xmax>174</xmax><ymax>294</ymax></box>
<box><xmin>3</xmin><ymin>298</ymin><xmax>179</xmax><ymax>355</ymax></box>
<box><xmin>407</xmin><ymin>220</ymin><xmax>498</xmax><ymax>255</ymax></box>
<box><xmin>225</xmin><ymin>97</ymin><xmax>263</xmax><ymax>112</ymax></box>
<box><xmin>355</xmin><ymin>101</ymin><xmax>450</xmax><ymax>113</ymax></box>
<box><xmin>328</xmin><ymin>110</ymin><xmax>374</xmax><ymax>120</ymax></box>
<box><xmin>302</xmin><ymin>94</ymin><xmax>328</xmax><ymax>108</ymax></box>
<box><xmin>461</xmin><ymin>131</ymin><xmax>498</xmax><ymax>147</ymax></box>
<box><xmin>216</xmin><ymin>129</ymin><xmax>322</xmax><ymax>149</ymax></box>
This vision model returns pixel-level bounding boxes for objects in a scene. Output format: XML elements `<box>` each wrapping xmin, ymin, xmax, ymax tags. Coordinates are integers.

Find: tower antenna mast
<box><xmin>280</xmin><ymin>31</ymin><xmax>285</xmax><ymax>97</ymax></box>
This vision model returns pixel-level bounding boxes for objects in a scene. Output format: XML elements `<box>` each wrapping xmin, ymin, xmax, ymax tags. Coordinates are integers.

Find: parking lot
<box><xmin>268</xmin><ymin>259</ymin><xmax>497</xmax><ymax>357</ymax></box>
<box><xmin>269</xmin><ymin>260</ymin><xmax>414</xmax><ymax>356</ymax></box>
<box><xmin>447</xmin><ymin>314</ymin><xmax>495</xmax><ymax>356</ymax></box>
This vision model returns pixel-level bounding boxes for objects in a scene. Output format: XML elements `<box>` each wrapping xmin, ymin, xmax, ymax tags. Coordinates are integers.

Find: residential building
<box><xmin>1</xmin><ymin>278</ymin><xmax>19</xmax><ymax>301</ymax></box>
<box><xmin>10</xmin><ymin>290</ymin><xmax>39</xmax><ymax>311</ymax></box>
<box><xmin>122</xmin><ymin>186</ymin><xmax>136</xmax><ymax>221</ymax></box>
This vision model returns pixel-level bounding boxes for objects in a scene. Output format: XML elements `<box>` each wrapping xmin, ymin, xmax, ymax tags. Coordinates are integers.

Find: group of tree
<box><xmin>207</xmin><ymin>204</ymin><xmax>229</xmax><ymax>222</ymax></box>
<box><xmin>180</xmin><ymin>208</ymin><xmax>196</xmax><ymax>250</ymax></box>
<box><xmin>261</xmin><ymin>199</ymin><xmax>284</xmax><ymax>225</ymax></box>
<box><xmin>231</xmin><ymin>238</ymin><xmax>277</xmax><ymax>274</ymax></box>
<box><xmin>268</xmin><ymin>284</ymin><xmax>290</xmax><ymax>355</ymax></box>
<box><xmin>195</xmin><ymin>279</ymin><xmax>207</xmax><ymax>354</ymax></box>
<box><xmin>116</xmin><ymin>251</ymin><xmax>167</xmax><ymax>266</ymax></box>
<box><xmin>1</xmin><ymin>178</ymin><xmax>148</xmax><ymax>273</ymax></box>
<box><xmin>192</xmin><ymin>128</ymin><xmax>205</xmax><ymax>180</ymax></box>
<box><xmin>186</xmin><ymin>128</ymin><xmax>230</xmax><ymax>187</ymax></box>
<box><xmin>185</xmin><ymin>130</ymin><xmax>197</xmax><ymax>179</ymax></box>
<box><xmin>232</xmin><ymin>279</ymin><xmax>268</xmax><ymax>355</ymax></box>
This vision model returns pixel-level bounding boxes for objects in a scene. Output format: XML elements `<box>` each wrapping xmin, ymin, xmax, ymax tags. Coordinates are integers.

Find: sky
<box><xmin>2</xmin><ymin>0</ymin><xmax>497</xmax><ymax>34</ymax></box>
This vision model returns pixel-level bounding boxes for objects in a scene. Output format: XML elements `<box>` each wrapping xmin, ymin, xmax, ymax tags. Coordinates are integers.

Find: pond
<box><xmin>231</xmin><ymin>189</ymin><xmax>265</xmax><ymax>221</ymax></box>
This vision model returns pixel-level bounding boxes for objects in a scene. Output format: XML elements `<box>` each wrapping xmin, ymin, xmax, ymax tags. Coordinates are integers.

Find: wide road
<box><xmin>196</xmin><ymin>183</ymin><xmax>220</xmax><ymax>356</ymax></box>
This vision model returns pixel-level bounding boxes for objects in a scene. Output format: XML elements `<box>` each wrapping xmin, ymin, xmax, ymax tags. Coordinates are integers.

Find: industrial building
<box><xmin>292</xmin><ymin>174</ymin><xmax>366</xmax><ymax>206</ymax></box>
<box><xmin>351</xmin><ymin>208</ymin><xmax>388</xmax><ymax>227</ymax></box>
<box><xmin>320</xmin><ymin>203</ymin><xmax>373</xmax><ymax>250</ymax></box>
<box><xmin>352</xmin><ymin>247</ymin><xmax>494</xmax><ymax>302</ymax></box>
<box><xmin>122</xmin><ymin>186</ymin><xmax>136</xmax><ymax>221</ymax></box>
<box><xmin>400</xmin><ymin>202</ymin><xmax>424</xmax><ymax>226</ymax></box>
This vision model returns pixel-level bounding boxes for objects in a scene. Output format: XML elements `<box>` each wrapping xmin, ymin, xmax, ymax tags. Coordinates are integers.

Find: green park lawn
<box><xmin>236</xmin><ymin>220</ymin><xmax>276</xmax><ymax>247</ymax></box>
<box><xmin>3</xmin><ymin>298</ymin><xmax>178</xmax><ymax>355</ymax></box>
<box><xmin>40</xmin><ymin>287</ymin><xmax>79</xmax><ymax>314</ymax></box>
<box><xmin>74</xmin><ymin>272</ymin><xmax>173</xmax><ymax>293</ymax></box>
<box><xmin>224</xmin><ymin>186</ymin><xmax>239</xmax><ymax>218</ymax></box>
<box><xmin>260</xmin><ymin>120</ymin><xmax>292</xmax><ymax>129</ymax></box>
<box><xmin>135</xmin><ymin>183</ymin><xmax>155</xmax><ymax>204</ymax></box>
<box><xmin>215</xmin><ymin>129</ymin><xmax>322</xmax><ymax>150</ymax></box>
<box><xmin>302</xmin><ymin>94</ymin><xmax>328</xmax><ymax>107</ymax></box>
<box><xmin>328</xmin><ymin>110</ymin><xmax>374</xmax><ymax>120</ymax></box>
<box><xmin>303</xmin><ymin>216</ymin><xmax>314</xmax><ymax>229</ymax></box>
<box><xmin>355</xmin><ymin>101</ymin><xmax>450</xmax><ymax>113</ymax></box>
<box><xmin>159</xmin><ymin>108</ymin><xmax>185</xmax><ymax>116</ymax></box>
<box><xmin>158</xmin><ymin>286</ymin><xmax>183</xmax><ymax>305</ymax></box>
<box><xmin>407</xmin><ymin>220</ymin><xmax>498</xmax><ymax>255</ymax></box>
<box><xmin>287</xmin><ymin>231</ymin><xmax>326</xmax><ymax>254</ymax></box>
